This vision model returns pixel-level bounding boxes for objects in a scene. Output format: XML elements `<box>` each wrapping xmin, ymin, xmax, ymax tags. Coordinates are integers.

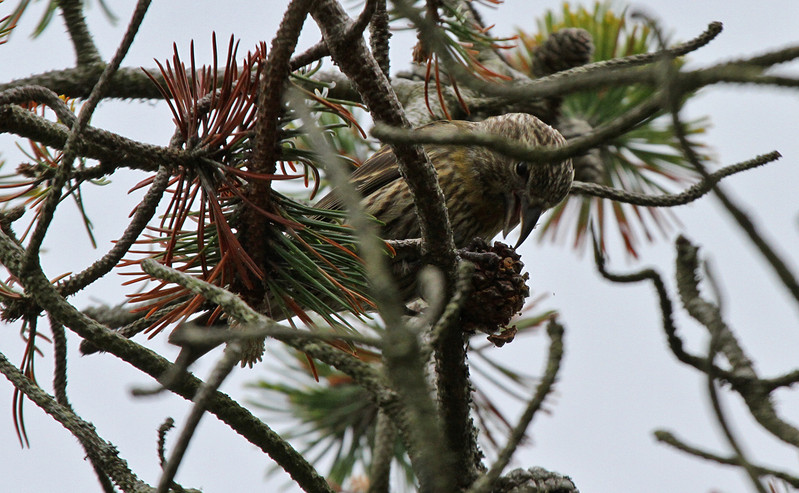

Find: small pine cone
<box><xmin>494</xmin><ymin>467</ymin><xmax>579</xmax><ymax>493</ymax></box>
<box><xmin>532</xmin><ymin>28</ymin><xmax>594</xmax><ymax>77</ymax></box>
<box><xmin>460</xmin><ymin>239</ymin><xmax>530</xmax><ymax>333</ymax></box>
<box><xmin>239</xmin><ymin>336</ymin><xmax>266</xmax><ymax>367</ymax></box>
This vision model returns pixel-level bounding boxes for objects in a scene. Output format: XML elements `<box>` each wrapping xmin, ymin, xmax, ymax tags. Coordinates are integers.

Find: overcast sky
<box><xmin>1</xmin><ymin>1</ymin><xmax>799</xmax><ymax>492</ymax></box>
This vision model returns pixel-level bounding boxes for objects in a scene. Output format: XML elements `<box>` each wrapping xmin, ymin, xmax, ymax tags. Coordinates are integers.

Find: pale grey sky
<box><xmin>1</xmin><ymin>1</ymin><xmax>798</xmax><ymax>492</ymax></box>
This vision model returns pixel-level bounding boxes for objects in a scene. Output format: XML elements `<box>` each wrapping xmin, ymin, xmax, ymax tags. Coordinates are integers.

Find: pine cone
<box><xmin>532</xmin><ymin>28</ymin><xmax>594</xmax><ymax>77</ymax></box>
<box><xmin>461</xmin><ymin>239</ymin><xmax>530</xmax><ymax>334</ymax></box>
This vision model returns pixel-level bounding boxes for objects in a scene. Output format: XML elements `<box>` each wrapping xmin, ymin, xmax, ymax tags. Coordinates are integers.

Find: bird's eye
<box><xmin>515</xmin><ymin>162</ymin><xmax>529</xmax><ymax>178</ymax></box>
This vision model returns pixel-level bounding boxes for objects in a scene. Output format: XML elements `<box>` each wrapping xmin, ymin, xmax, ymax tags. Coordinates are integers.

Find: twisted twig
<box><xmin>23</xmin><ymin>0</ymin><xmax>153</xmax><ymax>270</ymax></box>
<box><xmin>571</xmin><ymin>151</ymin><xmax>781</xmax><ymax>206</ymax></box>
<box><xmin>675</xmin><ymin>236</ymin><xmax>799</xmax><ymax>448</ymax></box>
<box><xmin>57</xmin><ymin>165</ymin><xmax>170</xmax><ymax>297</ymax></box>
<box><xmin>156</xmin><ymin>342</ymin><xmax>243</xmax><ymax>493</ymax></box>
<box><xmin>57</xmin><ymin>0</ymin><xmax>102</xmax><ymax>65</ymax></box>
<box><xmin>0</xmin><ymin>350</ymin><xmax>144</xmax><ymax>491</ymax></box>
<box><xmin>655</xmin><ymin>430</ymin><xmax>799</xmax><ymax>487</ymax></box>
<box><xmin>469</xmin><ymin>319</ymin><xmax>565</xmax><ymax>493</ymax></box>
<box><xmin>289</xmin><ymin>0</ymin><xmax>377</xmax><ymax>70</ymax></box>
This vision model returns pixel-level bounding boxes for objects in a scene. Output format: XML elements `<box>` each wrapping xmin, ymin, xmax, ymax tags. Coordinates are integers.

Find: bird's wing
<box><xmin>313</xmin><ymin>119</ymin><xmax>470</xmax><ymax>211</ymax></box>
<box><xmin>314</xmin><ymin>145</ymin><xmax>401</xmax><ymax>210</ymax></box>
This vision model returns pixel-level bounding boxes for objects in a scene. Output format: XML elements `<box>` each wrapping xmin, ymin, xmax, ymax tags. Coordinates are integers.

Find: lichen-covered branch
<box><xmin>675</xmin><ymin>237</ymin><xmax>799</xmax><ymax>448</ymax></box>
<box><xmin>56</xmin><ymin>0</ymin><xmax>102</xmax><ymax>66</ymax></box>
<box><xmin>469</xmin><ymin>319</ymin><xmax>565</xmax><ymax>493</ymax></box>
<box><xmin>0</xmin><ymin>350</ymin><xmax>146</xmax><ymax>492</ymax></box>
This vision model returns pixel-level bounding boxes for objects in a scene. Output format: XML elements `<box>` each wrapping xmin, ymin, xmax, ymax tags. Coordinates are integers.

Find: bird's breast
<box><xmin>439</xmin><ymin>151</ymin><xmax>506</xmax><ymax>246</ymax></box>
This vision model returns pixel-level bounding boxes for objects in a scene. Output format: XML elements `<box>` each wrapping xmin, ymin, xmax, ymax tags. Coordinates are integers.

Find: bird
<box><xmin>315</xmin><ymin>113</ymin><xmax>574</xmax><ymax>249</ymax></box>
<box><xmin>165</xmin><ymin>113</ymin><xmax>573</xmax><ymax>369</ymax></box>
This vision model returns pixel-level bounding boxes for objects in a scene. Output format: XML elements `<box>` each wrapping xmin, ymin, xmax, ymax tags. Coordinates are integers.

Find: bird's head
<box><xmin>477</xmin><ymin>114</ymin><xmax>574</xmax><ymax>248</ymax></box>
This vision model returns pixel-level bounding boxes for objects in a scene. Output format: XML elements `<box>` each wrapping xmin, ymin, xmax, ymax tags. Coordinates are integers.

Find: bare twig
<box><xmin>591</xmin><ymin>229</ymin><xmax>711</xmax><ymax>372</ymax></box>
<box><xmin>0</xmin><ymin>350</ymin><xmax>145</xmax><ymax>491</ymax></box>
<box><xmin>571</xmin><ymin>151</ymin><xmax>781</xmax><ymax>206</ymax></box>
<box><xmin>655</xmin><ymin>431</ymin><xmax>799</xmax><ymax>487</ymax></box>
<box><xmin>675</xmin><ymin>236</ymin><xmax>799</xmax><ymax>448</ymax></box>
<box><xmin>289</xmin><ymin>0</ymin><xmax>377</xmax><ymax>70</ymax></box>
<box><xmin>157</xmin><ymin>417</ymin><xmax>175</xmax><ymax>469</ymax></box>
<box><xmin>58</xmin><ymin>165</ymin><xmax>170</xmax><ymax>297</ymax></box>
<box><xmin>156</xmin><ymin>342</ymin><xmax>243</xmax><ymax>493</ymax></box>
<box><xmin>368</xmin><ymin>409</ymin><xmax>395</xmax><ymax>493</ymax></box>
<box><xmin>469</xmin><ymin>319</ymin><xmax>565</xmax><ymax>493</ymax></box>
<box><xmin>168</xmin><ymin>321</ymin><xmax>383</xmax><ymax>351</ymax></box>
<box><xmin>57</xmin><ymin>0</ymin><xmax>102</xmax><ymax>65</ymax></box>
<box><xmin>373</xmin><ymin>95</ymin><xmax>660</xmax><ymax>165</ymax></box>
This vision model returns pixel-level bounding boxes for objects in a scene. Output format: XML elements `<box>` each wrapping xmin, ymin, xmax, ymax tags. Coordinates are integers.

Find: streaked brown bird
<box><xmin>316</xmin><ymin>113</ymin><xmax>574</xmax><ymax>248</ymax></box>
<box><xmin>166</xmin><ymin>113</ymin><xmax>573</xmax><ymax>368</ymax></box>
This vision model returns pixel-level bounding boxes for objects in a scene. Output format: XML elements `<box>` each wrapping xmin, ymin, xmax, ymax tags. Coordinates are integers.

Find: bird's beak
<box><xmin>503</xmin><ymin>191</ymin><xmax>542</xmax><ymax>248</ymax></box>
<box><xmin>515</xmin><ymin>203</ymin><xmax>542</xmax><ymax>248</ymax></box>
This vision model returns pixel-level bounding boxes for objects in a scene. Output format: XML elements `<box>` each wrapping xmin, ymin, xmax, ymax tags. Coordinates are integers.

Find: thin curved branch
<box><xmin>0</xmin><ymin>349</ymin><xmax>145</xmax><ymax>491</ymax></box>
<box><xmin>289</xmin><ymin>0</ymin><xmax>377</xmax><ymax>71</ymax></box>
<box><xmin>157</xmin><ymin>417</ymin><xmax>175</xmax><ymax>469</ymax></box>
<box><xmin>57</xmin><ymin>165</ymin><xmax>169</xmax><ymax>296</ymax></box>
<box><xmin>166</xmin><ymin>321</ymin><xmax>383</xmax><ymax>350</ymax></box>
<box><xmin>591</xmin><ymin>230</ymin><xmax>706</xmax><ymax>371</ymax></box>
<box><xmin>571</xmin><ymin>151</ymin><xmax>781</xmax><ymax>206</ymax></box>
<box><xmin>372</xmin><ymin>95</ymin><xmax>660</xmax><ymax>164</ymax></box>
<box><xmin>539</xmin><ymin>21</ymin><xmax>723</xmax><ymax>80</ymax></box>
<box><xmin>469</xmin><ymin>319</ymin><xmax>565</xmax><ymax>493</ymax></box>
<box><xmin>23</xmin><ymin>0</ymin><xmax>153</xmax><ymax>270</ymax></box>
<box><xmin>675</xmin><ymin>236</ymin><xmax>799</xmax><ymax>448</ymax></box>
<box><xmin>57</xmin><ymin>0</ymin><xmax>102</xmax><ymax>65</ymax></box>
<box><xmin>655</xmin><ymin>430</ymin><xmax>799</xmax><ymax>488</ymax></box>
<box><xmin>156</xmin><ymin>342</ymin><xmax>244</xmax><ymax>493</ymax></box>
